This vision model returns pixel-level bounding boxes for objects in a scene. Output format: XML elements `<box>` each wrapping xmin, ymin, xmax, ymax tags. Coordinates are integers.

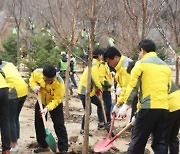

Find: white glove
<box><xmin>111</xmin><ymin>104</ymin><xmax>120</xmax><ymax>117</ymax></box>
<box><xmin>131</xmin><ymin>116</ymin><xmax>136</xmax><ymax>126</ymax></box>
<box><xmin>34</xmin><ymin>86</ymin><xmax>41</xmax><ymax>93</ymax></box>
<box><xmin>41</xmin><ymin>107</ymin><xmax>48</xmax><ymax>115</ymax></box>
<box><xmin>117</xmin><ymin>103</ymin><xmax>130</xmax><ymax>119</ymax></box>
<box><xmin>111</xmin><ymin>86</ymin><xmax>115</xmax><ymax>92</ymax></box>
<box><xmin>116</xmin><ymin>87</ymin><xmax>122</xmax><ymax>96</ymax></box>
<box><xmin>111</xmin><ymin>71</ymin><xmax>115</xmax><ymax>77</ymax></box>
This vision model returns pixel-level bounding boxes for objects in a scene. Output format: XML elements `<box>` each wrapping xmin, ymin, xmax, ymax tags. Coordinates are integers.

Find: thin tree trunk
<box><xmin>82</xmin><ymin>0</ymin><xmax>95</xmax><ymax>153</ymax></box>
<box><xmin>175</xmin><ymin>57</ymin><xmax>179</xmax><ymax>86</ymax></box>
<box><xmin>64</xmin><ymin>0</ymin><xmax>79</xmax><ymax>117</ymax></box>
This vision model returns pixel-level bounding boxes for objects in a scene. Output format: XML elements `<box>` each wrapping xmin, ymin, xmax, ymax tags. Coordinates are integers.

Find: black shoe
<box><xmin>97</xmin><ymin>123</ymin><xmax>106</xmax><ymax>130</ymax></box>
<box><xmin>80</xmin><ymin>130</ymin><xmax>92</xmax><ymax>137</ymax></box>
<box><xmin>70</xmin><ymin>90</ymin><xmax>73</xmax><ymax>95</ymax></box>
<box><xmin>34</xmin><ymin>147</ymin><xmax>50</xmax><ymax>153</ymax></box>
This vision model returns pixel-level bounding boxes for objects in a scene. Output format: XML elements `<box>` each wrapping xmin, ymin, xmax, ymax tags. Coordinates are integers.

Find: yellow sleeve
<box><xmin>124</xmin><ymin>61</ymin><xmax>143</xmax><ymax>105</ymax></box>
<box><xmin>29</xmin><ymin>71</ymin><xmax>40</xmax><ymax>91</ymax></box>
<box><xmin>117</xmin><ymin>68</ymin><xmax>131</xmax><ymax>105</ymax></box>
<box><xmin>46</xmin><ymin>81</ymin><xmax>65</xmax><ymax>111</ymax></box>
<box><xmin>92</xmin><ymin>65</ymin><xmax>102</xmax><ymax>90</ymax></box>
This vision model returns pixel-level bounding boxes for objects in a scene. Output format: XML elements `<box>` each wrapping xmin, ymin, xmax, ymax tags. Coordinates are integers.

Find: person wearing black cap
<box><xmin>29</xmin><ymin>65</ymin><xmax>68</xmax><ymax>153</ymax></box>
<box><xmin>78</xmin><ymin>48</ymin><xmax>105</xmax><ymax>135</ymax></box>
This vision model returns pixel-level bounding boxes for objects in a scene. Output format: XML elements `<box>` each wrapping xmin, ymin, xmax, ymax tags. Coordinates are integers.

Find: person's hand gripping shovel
<box><xmin>94</xmin><ymin>113</ymin><xmax>116</xmax><ymax>152</ymax></box>
<box><xmin>37</xmin><ymin>93</ymin><xmax>57</xmax><ymax>153</ymax></box>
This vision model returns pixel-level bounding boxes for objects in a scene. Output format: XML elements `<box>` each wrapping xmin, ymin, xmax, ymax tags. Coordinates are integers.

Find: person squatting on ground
<box><xmin>113</xmin><ymin>39</ymin><xmax>172</xmax><ymax>154</ymax></box>
<box><xmin>0</xmin><ymin>73</ymin><xmax>11</xmax><ymax>154</ymax></box>
<box><xmin>0</xmin><ymin>59</ymin><xmax>28</xmax><ymax>152</ymax></box>
<box><xmin>78</xmin><ymin>48</ymin><xmax>105</xmax><ymax>135</ymax></box>
<box><xmin>29</xmin><ymin>65</ymin><xmax>68</xmax><ymax>153</ymax></box>
<box><xmin>99</xmin><ymin>49</ymin><xmax>113</xmax><ymax>125</ymax></box>
<box><xmin>57</xmin><ymin>51</ymin><xmax>73</xmax><ymax>95</ymax></box>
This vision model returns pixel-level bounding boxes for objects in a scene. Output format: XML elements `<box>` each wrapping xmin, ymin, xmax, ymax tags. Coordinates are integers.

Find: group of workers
<box><xmin>0</xmin><ymin>39</ymin><xmax>179</xmax><ymax>154</ymax></box>
<box><xmin>78</xmin><ymin>39</ymin><xmax>180</xmax><ymax>154</ymax></box>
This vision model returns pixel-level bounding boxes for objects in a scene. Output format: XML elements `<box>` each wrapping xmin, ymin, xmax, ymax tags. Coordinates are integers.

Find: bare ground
<box><xmin>11</xmin><ymin>87</ymin><xmax>155</xmax><ymax>154</ymax></box>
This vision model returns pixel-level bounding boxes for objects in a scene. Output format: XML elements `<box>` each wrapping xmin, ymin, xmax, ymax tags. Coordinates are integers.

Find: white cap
<box><xmin>61</xmin><ymin>51</ymin><xmax>66</xmax><ymax>56</ymax></box>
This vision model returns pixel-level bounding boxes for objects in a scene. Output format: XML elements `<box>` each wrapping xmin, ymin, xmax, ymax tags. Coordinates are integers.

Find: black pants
<box><xmin>9</xmin><ymin>96</ymin><xmax>27</xmax><ymax>142</ymax></box>
<box><xmin>0</xmin><ymin>88</ymin><xmax>11</xmax><ymax>151</ymax></box>
<box><xmin>130</xmin><ymin>95</ymin><xmax>138</xmax><ymax>121</ymax></box>
<box><xmin>78</xmin><ymin>94</ymin><xmax>104</xmax><ymax>130</ymax></box>
<box><xmin>102</xmin><ymin>91</ymin><xmax>112</xmax><ymax>123</ymax></box>
<box><xmin>128</xmin><ymin>109</ymin><xmax>168</xmax><ymax>154</ymax></box>
<box><xmin>164</xmin><ymin>110</ymin><xmax>180</xmax><ymax>154</ymax></box>
<box><xmin>35</xmin><ymin>102</ymin><xmax>68</xmax><ymax>152</ymax></box>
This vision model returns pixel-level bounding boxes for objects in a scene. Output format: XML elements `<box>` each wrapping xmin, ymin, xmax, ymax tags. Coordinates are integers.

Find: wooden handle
<box><xmin>116</xmin><ymin>123</ymin><xmax>132</xmax><ymax>137</ymax></box>
<box><xmin>37</xmin><ymin>93</ymin><xmax>47</xmax><ymax>129</ymax></box>
<box><xmin>99</xmin><ymin>94</ymin><xmax>107</xmax><ymax>123</ymax></box>
<box><xmin>105</xmin><ymin>123</ymin><xmax>132</xmax><ymax>147</ymax></box>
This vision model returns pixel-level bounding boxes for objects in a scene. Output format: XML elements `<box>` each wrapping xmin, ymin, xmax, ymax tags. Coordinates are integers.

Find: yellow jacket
<box><xmin>124</xmin><ymin>52</ymin><xmax>171</xmax><ymax>109</ymax></box>
<box><xmin>0</xmin><ymin>61</ymin><xmax>28</xmax><ymax>99</ymax></box>
<box><xmin>99</xmin><ymin>61</ymin><xmax>112</xmax><ymax>91</ymax></box>
<box><xmin>0</xmin><ymin>73</ymin><xmax>8</xmax><ymax>88</ymax></box>
<box><xmin>78</xmin><ymin>59</ymin><xmax>102</xmax><ymax>96</ymax></box>
<box><xmin>115</xmin><ymin>55</ymin><xmax>132</xmax><ymax>105</ymax></box>
<box><xmin>29</xmin><ymin>68</ymin><xmax>65</xmax><ymax>111</ymax></box>
<box><xmin>168</xmin><ymin>81</ymin><xmax>180</xmax><ymax>112</ymax></box>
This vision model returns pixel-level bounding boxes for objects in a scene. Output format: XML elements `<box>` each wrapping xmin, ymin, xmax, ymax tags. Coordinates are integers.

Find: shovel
<box><xmin>37</xmin><ymin>94</ymin><xmax>57</xmax><ymax>153</ymax></box>
<box><xmin>94</xmin><ymin>122</ymin><xmax>132</xmax><ymax>153</ymax></box>
<box><xmin>94</xmin><ymin>114</ymin><xmax>116</xmax><ymax>152</ymax></box>
<box><xmin>99</xmin><ymin>93</ymin><xmax>108</xmax><ymax>124</ymax></box>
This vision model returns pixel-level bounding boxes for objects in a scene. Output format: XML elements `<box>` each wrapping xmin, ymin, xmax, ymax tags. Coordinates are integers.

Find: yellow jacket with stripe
<box><xmin>168</xmin><ymin>81</ymin><xmax>180</xmax><ymax>112</ymax></box>
<box><xmin>124</xmin><ymin>52</ymin><xmax>171</xmax><ymax>109</ymax></box>
<box><xmin>99</xmin><ymin>61</ymin><xmax>112</xmax><ymax>91</ymax></box>
<box><xmin>78</xmin><ymin>59</ymin><xmax>102</xmax><ymax>96</ymax></box>
<box><xmin>0</xmin><ymin>73</ymin><xmax>8</xmax><ymax>88</ymax></box>
<box><xmin>115</xmin><ymin>55</ymin><xmax>132</xmax><ymax>105</ymax></box>
<box><xmin>0</xmin><ymin>61</ymin><xmax>28</xmax><ymax>99</ymax></box>
<box><xmin>29</xmin><ymin>68</ymin><xmax>65</xmax><ymax>111</ymax></box>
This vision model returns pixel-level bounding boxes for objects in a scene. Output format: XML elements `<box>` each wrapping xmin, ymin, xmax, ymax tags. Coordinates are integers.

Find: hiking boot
<box><xmin>2</xmin><ymin>150</ymin><xmax>10</xmax><ymax>154</ymax></box>
<box><xmin>97</xmin><ymin>123</ymin><xmax>106</xmax><ymax>130</ymax></box>
<box><xmin>34</xmin><ymin>147</ymin><xmax>50</xmax><ymax>153</ymax></box>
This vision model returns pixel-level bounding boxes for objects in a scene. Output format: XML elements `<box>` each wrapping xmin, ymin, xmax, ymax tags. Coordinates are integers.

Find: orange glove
<box><xmin>95</xmin><ymin>89</ymin><xmax>102</xmax><ymax>96</ymax></box>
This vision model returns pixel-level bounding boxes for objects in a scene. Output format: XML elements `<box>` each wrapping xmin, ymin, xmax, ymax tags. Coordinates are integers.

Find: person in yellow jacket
<box><xmin>114</xmin><ymin>39</ymin><xmax>171</xmax><ymax>154</ymax></box>
<box><xmin>164</xmin><ymin>81</ymin><xmax>180</xmax><ymax>154</ymax></box>
<box><xmin>104</xmin><ymin>46</ymin><xmax>133</xmax><ymax>106</ymax></box>
<box><xmin>29</xmin><ymin>65</ymin><xmax>68</xmax><ymax>153</ymax></box>
<box><xmin>0</xmin><ymin>73</ymin><xmax>11</xmax><ymax>154</ymax></box>
<box><xmin>99</xmin><ymin>56</ymin><xmax>113</xmax><ymax>124</ymax></box>
<box><xmin>125</xmin><ymin>57</ymin><xmax>179</xmax><ymax>154</ymax></box>
<box><xmin>0</xmin><ymin>59</ymin><xmax>28</xmax><ymax>152</ymax></box>
<box><xmin>78</xmin><ymin>48</ymin><xmax>104</xmax><ymax>135</ymax></box>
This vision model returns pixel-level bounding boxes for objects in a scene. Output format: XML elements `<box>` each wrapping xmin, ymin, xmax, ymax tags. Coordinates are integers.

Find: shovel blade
<box><xmin>45</xmin><ymin>128</ymin><xmax>57</xmax><ymax>152</ymax></box>
<box><xmin>94</xmin><ymin>137</ymin><xmax>114</xmax><ymax>152</ymax></box>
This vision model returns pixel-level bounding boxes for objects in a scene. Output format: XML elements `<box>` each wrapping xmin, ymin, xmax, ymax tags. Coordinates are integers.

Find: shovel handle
<box><xmin>108</xmin><ymin>113</ymin><xmax>115</xmax><ymax>138</ymax></box>
<box><xmin>105</xmin><ymin>123</ymin><xmax>132</xmax><ymax>147</ymax></box>
<box><xmin>116</xmin><ymin>122</ymin><xmax>132</xmax><ymax>138</ymax></box>
<box><xmin>99</xmin><ymin>94</ymin><xmax>107</xmax><ymax>123</ymax></box>
<box><xmin>37</xmin><ymin>93</ymin><xmax>47</xmax><ymax>129</ymax></box>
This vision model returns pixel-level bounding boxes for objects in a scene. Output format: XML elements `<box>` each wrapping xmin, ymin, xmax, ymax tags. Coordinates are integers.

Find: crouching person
<box><xmin>29</xmin><ymin>65</ymin><xmax>68</xmax><ymax>153</ymax></box>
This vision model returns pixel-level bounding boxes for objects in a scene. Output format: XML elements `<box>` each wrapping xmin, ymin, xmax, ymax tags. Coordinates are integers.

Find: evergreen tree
<box><xmin>22</xmin><ymin>32</ymin><xmax>61</xmax><ymax>72</ymax></box>
<box><xmin>0</xmin><ymin>35</ymin><xmax>17</xmax><ymax>65</ymax></box>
